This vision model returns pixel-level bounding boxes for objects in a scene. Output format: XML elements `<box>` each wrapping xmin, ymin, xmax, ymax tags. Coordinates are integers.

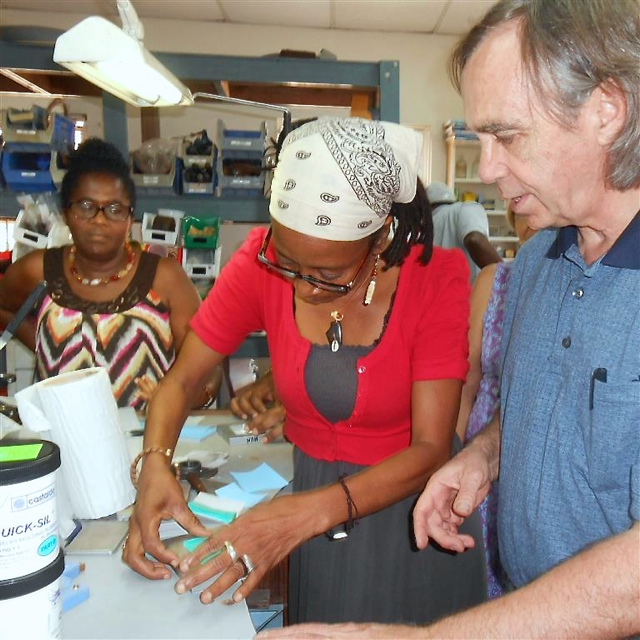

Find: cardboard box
<box><xmin>141</xmin><ymin>209</ymin><xmax>184</xmax><ymax>246</ymax></box>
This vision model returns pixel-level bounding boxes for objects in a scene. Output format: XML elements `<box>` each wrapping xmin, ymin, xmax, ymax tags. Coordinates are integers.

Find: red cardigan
<box><xmin>191</xmin><ymin>227</ymin><xmax>470</xmax><ymax>465</ymax></box>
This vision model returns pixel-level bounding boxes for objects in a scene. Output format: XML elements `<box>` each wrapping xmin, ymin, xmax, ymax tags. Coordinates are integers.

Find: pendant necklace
<box><xmin>326</xmin><ymin>254</ymin><xmax>379</xmax><ymax>353</ymax></box>
<box><xmin>69</xmin><ymin>243</ymin><xmax>136</xmax><ymax>286</ymax></box>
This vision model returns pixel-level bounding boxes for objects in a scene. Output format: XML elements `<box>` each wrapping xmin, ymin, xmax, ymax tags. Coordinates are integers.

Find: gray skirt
<box><xmin>289</xmin><ymin>445</ymin><xmax>487</xmax><ymax>625</ymax></box>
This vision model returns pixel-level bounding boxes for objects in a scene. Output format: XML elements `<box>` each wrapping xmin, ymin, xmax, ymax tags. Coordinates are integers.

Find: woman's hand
<box><xmin>230</xmin><ymin>373</ymin><xmax>285</xmax><ymax>443</ymax></box>
<box><xmin>134</xmin><ymin>375</ymin><xmax>158</xmax><ymax>403</ymax></box>
<box><xmin>123</xmin><ymin>454</ymin><xmax>210</xmax><ymax>580</ymax></box>
<box><xmin>243</xmin><ymin>404</ymin><xmax>286</xmax><ymax>443</ymax></box>
<box><xmin>174</xmin><ymin>493</ymin><xmax>314</xmax><ymax>604</ymax></box>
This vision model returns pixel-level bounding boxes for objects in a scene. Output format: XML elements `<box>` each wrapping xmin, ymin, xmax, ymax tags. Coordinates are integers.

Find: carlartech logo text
<box><xmin>11</xmin><ymin>483</ymin><xmax>56</xmax><ymax>512</ymax></box>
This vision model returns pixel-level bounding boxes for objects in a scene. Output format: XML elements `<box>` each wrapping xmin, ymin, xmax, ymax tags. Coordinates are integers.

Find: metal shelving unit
<box><xmin>444</xmin><ymin>135</ymin><xmax>519</xmax><ymax>258</ymax></box>
<box><xmin>0</xmin><ymin>39</ymin><xmax>400</xmax><ymax>223</ymax></box>
<box><xmin>1</xmin><ymin>40</ymin><xmax>399</xmax><ymax>360</ymax></box>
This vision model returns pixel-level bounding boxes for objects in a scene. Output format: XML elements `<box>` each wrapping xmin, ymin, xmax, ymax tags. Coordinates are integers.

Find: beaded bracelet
<box><xmin>130</xmin><ymin>447</ymin><xmax>173</xmax><ymax>487</ymax></box>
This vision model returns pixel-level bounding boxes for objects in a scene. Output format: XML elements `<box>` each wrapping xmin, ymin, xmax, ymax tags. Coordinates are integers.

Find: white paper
<box><xmin>15</xmin><ymin>368</ymin><xmax>136</xmax><ymax>519</ymax></box>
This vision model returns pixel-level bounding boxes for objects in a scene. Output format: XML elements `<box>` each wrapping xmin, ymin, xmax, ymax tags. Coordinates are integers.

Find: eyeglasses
<box><xmin>69</xmin><ymin>200</ymin><xmax>133</xmax><ymax>222</ymax></box>
<box><xmin>257</xmin><ymin>226</ymin><xmax>372</xmax><ymax>293</ymax></box>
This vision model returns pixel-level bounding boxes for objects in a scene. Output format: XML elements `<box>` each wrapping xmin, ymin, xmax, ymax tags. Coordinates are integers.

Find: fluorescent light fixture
<box><xmin>53</xmin><ymin>1</ymin><xmax>193</xmax><ymax>108</ymax></box>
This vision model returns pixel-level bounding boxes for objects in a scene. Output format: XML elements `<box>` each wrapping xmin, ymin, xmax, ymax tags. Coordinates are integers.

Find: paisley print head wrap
<box><xmin>269</xmin><ymin>118</ymin><xmax>422</xmax><ymax>241</ymax></box>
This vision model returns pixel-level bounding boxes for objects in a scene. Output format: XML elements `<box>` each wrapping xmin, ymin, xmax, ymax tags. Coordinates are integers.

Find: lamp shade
<box><xmin>53</xmin><ymin>17</ymin><xmax>193</xmax><ymax>107</ymax></box>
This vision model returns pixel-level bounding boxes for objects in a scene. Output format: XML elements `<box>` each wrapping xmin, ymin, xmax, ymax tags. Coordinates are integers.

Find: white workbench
<box><xmin>63</xmin><ymin>411</ymin><xmax>293</xmax><ymax>640</ymax></box>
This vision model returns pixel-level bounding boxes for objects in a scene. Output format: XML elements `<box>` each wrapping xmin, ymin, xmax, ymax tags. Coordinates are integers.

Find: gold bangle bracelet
<box><xmin>130</xmin><ymin>447</ymin><xmax>173</xmax><ymax>487</ymax></box>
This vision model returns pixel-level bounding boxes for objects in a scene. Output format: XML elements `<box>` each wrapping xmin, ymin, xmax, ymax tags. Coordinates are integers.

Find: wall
<box><xmin>2</xmin><ymin>9</ymin><xmax>464</xmax><ymax>182</ymax></box>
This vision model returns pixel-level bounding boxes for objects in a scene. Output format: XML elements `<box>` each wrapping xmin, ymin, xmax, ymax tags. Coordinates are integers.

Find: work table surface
<box><xmin>63</xmin><ymin>409</ymin><xmax>293</xmax><ymax>640</ymax></box>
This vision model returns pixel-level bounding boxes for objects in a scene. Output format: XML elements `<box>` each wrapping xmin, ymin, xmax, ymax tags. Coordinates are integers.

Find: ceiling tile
<box><xmin>220</xmin><ymin>0</ymin><xmax>331</xmax><ymax>28</ymax></box>
<box><xmin>334</xmin><ymin>0</ymin><xmax>448</xmax><ymax>33</ymax></box>
<box><xmin>0</xmin><ymin>0</ymin><xmax>114</xmax><ymax>15</ymax></box>
<box><xmin>0</xmin><ymin>0</ymin><xmax>499</xmax><ymax>34</ymax></box>
<box><xmin>435</xmin><ymin>0</ymin><xmax>497</xmax><ymax>35</ymax></box>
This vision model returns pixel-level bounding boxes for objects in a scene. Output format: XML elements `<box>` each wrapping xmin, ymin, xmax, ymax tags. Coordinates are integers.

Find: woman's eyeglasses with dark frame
<box><xmin>69</xmin><ymin>200</ymin><xmax>133</xmax><ymax>222</ymax></box>
<box><xmin>257</xmin><ymin>226</ymin><xmax>372</xmax><ymax>294</ymax></box>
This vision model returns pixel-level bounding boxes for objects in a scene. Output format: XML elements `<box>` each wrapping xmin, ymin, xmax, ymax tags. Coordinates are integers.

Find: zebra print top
<box><xmin>35</xmin><ymin>247</ymin><xmax>175</xmax><ymax>409</ymax></box>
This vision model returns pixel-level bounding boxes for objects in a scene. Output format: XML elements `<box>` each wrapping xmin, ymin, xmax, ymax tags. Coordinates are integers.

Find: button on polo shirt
<box><xmin>497</xmin><ymin>213</ymin><xmax>640</xmax><ymax>589</ymax></box>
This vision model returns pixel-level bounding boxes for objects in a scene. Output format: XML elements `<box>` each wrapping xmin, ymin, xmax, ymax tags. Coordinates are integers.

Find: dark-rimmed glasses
<box><xmin>69</xmin><ymin>200</ymin><xmax>133</xmax><ymax>222</ymax></box>
<box><xmin>257</xmin><ymin>226</ymin><xmax>372</xmax><ymax>293</ymax></box>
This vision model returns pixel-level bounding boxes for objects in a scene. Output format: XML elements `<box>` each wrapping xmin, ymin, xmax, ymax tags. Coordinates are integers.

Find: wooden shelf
<box><xmin>136</xmin><ymin>195</ymin><xmax>269</xmax><ymax>223</ymax></box>
<box><xmin>445</xmin><ymin>131</ymin><xmax>517</xmax><ymax>258</ymax></box>
<box><xmin>0</xmin><ymin>191</ymin><xmax>271</xmax><ymax>223</ymax></box>
<box><xmin>490</xmin><ymin>236</ymin><xmax>518</xmax><ymax>242</ymax></box>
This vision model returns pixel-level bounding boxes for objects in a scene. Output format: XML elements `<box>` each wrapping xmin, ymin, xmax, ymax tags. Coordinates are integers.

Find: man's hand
<box><xmin>413</xmin><ymin>444</ymin><xmax>492</xmax><ymax>552</ymax></box>
<box><xmin>258</xmin><ymin>622</ymin><xmax>424</xmax><ymax>639</ymax></box>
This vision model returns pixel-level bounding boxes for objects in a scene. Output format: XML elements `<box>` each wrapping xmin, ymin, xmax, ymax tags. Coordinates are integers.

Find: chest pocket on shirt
<box><xmin>587</xmin><ymin>377</ymin><xmax>640</xmax><ymax>497</ymax></box>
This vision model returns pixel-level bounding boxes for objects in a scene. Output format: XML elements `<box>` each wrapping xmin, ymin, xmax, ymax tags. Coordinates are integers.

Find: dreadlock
<box><xmin>381</xmin><ymin>178</ymin><xmax>433</xmax><ymax>268</ymax></box>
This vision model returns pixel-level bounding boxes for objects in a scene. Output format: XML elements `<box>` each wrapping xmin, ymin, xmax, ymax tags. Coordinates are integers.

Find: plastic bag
<box><xmin>132</xmin><ymin>138</ymin><xmax>177</xmax><ymax>175</ymax></box>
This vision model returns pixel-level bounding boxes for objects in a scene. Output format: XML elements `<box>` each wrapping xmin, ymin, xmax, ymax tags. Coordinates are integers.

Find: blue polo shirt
<box><xmin>498</xmin><ymin>212</ymin><xmax>640</xmax><ymax>587</ymax></box>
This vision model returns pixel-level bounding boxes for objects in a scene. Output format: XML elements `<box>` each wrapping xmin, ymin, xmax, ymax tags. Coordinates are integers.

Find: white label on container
<box><xmin>229</xmin><ymin>140</ymin><xmax>252</xmax><ymax>147</ymax></box>
<box><xmin>0</xmin><ymin>473</ymin><xmax>58</xmax><ymax>580</ymax></box>
<box><xmin>0</xmin><ymin>576</ymin><xmax>62</xmax><ymax>639</ymax></box>
<box><xmin>143</xmin><ymin>175</ymin><xmax>160</xmax><ymax>185</ymax></box>
<box><xmin>186</xmin><ymin>184</ymin><xmax>209</xmax><ymax>193</ymax></box>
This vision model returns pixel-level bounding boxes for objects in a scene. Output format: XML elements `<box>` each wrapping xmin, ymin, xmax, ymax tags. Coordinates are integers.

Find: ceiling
<box><xmin>0</xmin><ymin>0</ymin><xmax>497</xmax><ymax>36</ymax></box>
<box><xmin>0</xmin><ymin>0</ymin><xmax>497</xmax><ymax>104</ymax></box>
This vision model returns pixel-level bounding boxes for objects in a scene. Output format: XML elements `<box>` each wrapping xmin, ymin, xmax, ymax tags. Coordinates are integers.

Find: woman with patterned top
<box><xmin>124</xmin><ymin>118</ymin><xmax>487</xmax><ymax>625</ymax></box>
<box><xmin>0</xmin><ymin>138</ymin><xmax>220</xmax><ymax>409</ymax></box>
<box><xmin>455</xmin><ymin>203</ymin><xmax>537</xmax><ymax>599</ymax></box>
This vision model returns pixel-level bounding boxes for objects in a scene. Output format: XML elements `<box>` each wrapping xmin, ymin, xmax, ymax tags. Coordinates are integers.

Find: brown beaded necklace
<box><xmin>69</xmin><ymin>243</ymin><xmax>136</xmax><ymax>286</ymax></box>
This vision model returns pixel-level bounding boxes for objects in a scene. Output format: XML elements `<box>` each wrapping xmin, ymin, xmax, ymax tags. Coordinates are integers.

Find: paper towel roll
<box><xmin>15</xmin><ymin>368</ymin><xmax>136</xmax><ymax>519</ymax></box>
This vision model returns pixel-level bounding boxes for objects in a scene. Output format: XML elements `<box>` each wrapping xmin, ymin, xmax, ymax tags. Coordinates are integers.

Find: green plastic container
<box><xmin>182</xmin><ymin>216</ymin><xmax>220</xmax><ymax>249</ymax></box>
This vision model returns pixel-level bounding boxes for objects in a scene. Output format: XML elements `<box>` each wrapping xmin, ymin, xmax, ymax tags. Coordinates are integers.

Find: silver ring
<box><xmin>239</xmin><ymin>553</ymin><xmax>255</xmax><ymax>577</ymax></box>
<box><xmin>224</xmin><ymin>541</ymin><xmax>238</xmax><ymax>563</ymax></box>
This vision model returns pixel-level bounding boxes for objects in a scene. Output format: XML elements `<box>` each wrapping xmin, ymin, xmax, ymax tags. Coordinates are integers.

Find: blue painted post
<box><xmin>378</xmin><ymin>60</ymin><xmax>400</xmax><ymax>123</ymax></box>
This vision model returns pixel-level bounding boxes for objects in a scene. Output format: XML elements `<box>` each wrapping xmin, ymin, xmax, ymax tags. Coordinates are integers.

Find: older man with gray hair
<box><xmin>262</xmin><ymin>0</ymin><xmax>640</xmax><ymax>637</ymax></box>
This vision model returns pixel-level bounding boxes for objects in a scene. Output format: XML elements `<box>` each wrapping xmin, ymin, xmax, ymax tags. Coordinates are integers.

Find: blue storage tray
<box><xmin>132</xmin><ymin>157</ymin><xmax>182</xmax><ymax>195</ymax></box>
<box><xmin>218</xmin><ymin>119</ymin><xmax>267</xmax><ymax>158</ymax></box>
<box><xmin>3</xmin><ymin>108</ymin><xmax>75</xmax><ymax>153</ymax></box>
<box><xmin>182</xmin><ymin>146</ymin><xmax>217</xmax><ymax>195</ymax></box>
<box><xmin>1</xmin><ymin>149</ymin><xmax>56</xmax><ymax>193</ymax></box>
<box><xmin>217</xmin><ymin>155</ymin><xmax>264</xmax><ymax>197</ymax></box>
<box><xmin>220</xmin><ymin>187</ymin><xmax>265</xmax><ymax>199</ymax></box>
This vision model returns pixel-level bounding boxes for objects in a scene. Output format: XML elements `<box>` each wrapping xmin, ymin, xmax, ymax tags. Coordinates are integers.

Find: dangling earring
<box><xmin>362</xmin><ymin>254</ymin><xmax>379</xmax><ymax>306</ymax></box>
